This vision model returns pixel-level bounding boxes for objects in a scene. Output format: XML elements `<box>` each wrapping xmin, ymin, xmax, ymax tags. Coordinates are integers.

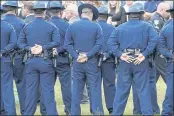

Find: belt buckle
<box><xmin>79</xmin><ymin>52</ymin><xmax>87</xmax><ymax>55</ymax></box>
<box><xmin>135</xmin><ymin>49</ymin><xmax>140</xmax><ymax>54</ymax></box>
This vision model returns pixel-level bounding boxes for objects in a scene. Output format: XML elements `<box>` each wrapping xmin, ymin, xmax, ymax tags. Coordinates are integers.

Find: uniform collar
<box><xmin>81</xmin><ymin>17</ymin><xmax>89</xmax><ymax>21</ymax></box>
<box><xmin>4</xmin><ymin>14</ymin><xmax>16</xmax><ymax>18</ymax></box>
<box><xmin>26</xmin><ymin>13</ymin><xmax>34</xmax><ymax>18</ymax></box>
<box><xmin>51</xmin><ymin>16</ymin><xmax>61</xmax><ymax>20</ymax></box>
<box><xmin>35</xmin><ymin>17</ymin><xmax>45</xmax><ymax>20</ymax></box>
<box><xmin>128</xmin><ymin>18</ymin><xmax>140</xmax><ymax>22</ymax></box>
<box><xmin>98</xmin><ymin>20</ymin><xmax>106</xmax><ymax>23</ymax></box>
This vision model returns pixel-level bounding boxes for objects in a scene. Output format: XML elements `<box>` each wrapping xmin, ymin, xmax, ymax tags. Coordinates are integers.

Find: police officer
<box><xmin>2</xmin><ymin>1</ymin><xmax>26</xmax><ymax>114</ymax></box>
<box><xmin>45</xmin><ymin>1</ymin><xmax>71</xmax><ymax>115</ymax></box>
<box><xmin>1</xmin><ymin>5</ymin><xmax>17</xmax><ymax>115</ymax></box>
<box><xmin>151</xmin><ymin>2</ymin><xmax>170</xmax><ymax>84</ymax></box>
<box><xmin>64</xmin><ymin>3</ymin><xmax>104</xmax><ymax>115</ymax></box>
<box><xmin>132</xmin><ymin>2</ymin><xmax>170</xmax><ymax>114</ymax></box>
<box><xmin>97</xmin><ymin>6</ymin><xmax>116</xmax><ymax>114</ymax></box>
<box><xmin>17</xmin><ymin>1</ymin><xmax>60</xmax><ymax>115</ymax></box>
<box><xmin>108</xmin><ymin>3</ymin><xmax>158</xmax><ymax>115</ymax></box>
<box><xmin>159</xmin><ymin>5</ymin><xmax>173</xmax><ymax>115</ymax></box>
<box><xmin>0</xmin><ymin>5</ymin><xmax>7</xmax><ymax>115</ymax></box>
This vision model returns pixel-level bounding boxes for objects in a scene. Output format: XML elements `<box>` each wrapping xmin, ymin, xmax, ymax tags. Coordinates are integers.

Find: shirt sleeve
<box><xmin>107</xmin><ymin>28</ymin><xmax>123</xmax><ymax>57</ymax></box>
<box><xmin>64</xmin><ymin>25</ymin><xmax>79</xmax><ymax>59</ymax></box>
<box><xmin>87</xmin><ymin>25</ymin><xmax>104</xmax><ymax>58</ymax></box>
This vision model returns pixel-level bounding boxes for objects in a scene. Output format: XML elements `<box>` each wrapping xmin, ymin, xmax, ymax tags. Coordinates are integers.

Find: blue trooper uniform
<box><xmin>39</xmin><ymin>1</ymin><xmax>72</xmax><ymax>115</ymax></box>
<box><xmin>64</xmin><ymin>4</ymin><xmax>104</xmax><ymax>115</ymax></box>
<box><xmin>151</xmin><ymin>12</ymin><xmax>167</xmax><ymax>84</ymax></box>
<box><xmin>144</xmin><ymin>0</ymin><xmax>163</xmax><ymax>13</ymax></box>
<box><xmin>132</xmin><ymin>11</ymin><xmax>167</xmax><ymax>114</ymax></box>
<box><xmin>1</xmin><ymin>6</ymin><xmax>17</xmax><ymax>114</ymax></box>
<box><xmin>2</xmin><ymin>1</ymin><xmax>26</xmax><ymax>114</ymax></box>
<box><xmin>108</xmin><ymin>3</ymin><xmax>158</xmax><ymax>115</ymax></box>
<box><xmin>97</xmin><ymin>6</ymin><xmax>116</xmax><ymax>114</ymax></box>
<box><xmin>159</xmin><ymin>7</ymin><xmax>174</xmax><ymax>115</ymax></box>
<box><xmin>17</xmin><ymin>1</ymin><xmax>60</xmax><ymax>115</ymax></box>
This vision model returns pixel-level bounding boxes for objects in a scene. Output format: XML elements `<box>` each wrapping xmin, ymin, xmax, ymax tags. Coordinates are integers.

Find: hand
<box><xmin>31</xmin><ymin>44</ymin><xmax>42</xmax><ymax>55</ymax></box>
<box><xmin>52</xmin><ymin>48</ymin><xmax>57</xmax><ymax>56</ymax></box>
<box><xmin>120</xmin><ymin>52</ymin><xmax>135</xmax><ymax>63</ymax></box>
<box><xmin>107</xmin><ymin>17</ymin><xmax>112</xmax><ymax>25</ymax></box>
<box><xmin>77</xmin><ymin>53</ymin><xmax>88</xmax><ymax>63</ymax></box>
<box><xmin>134</xmin><ymin>53</ymin><xmax>145</xmax><ymax>65</ymax></box>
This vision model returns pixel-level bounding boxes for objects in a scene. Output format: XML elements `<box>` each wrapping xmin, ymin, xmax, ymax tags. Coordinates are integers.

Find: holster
<box><xmin>97</xmin><ymin>53</ymin><xmax>103</xmax><ymax>67</ymax></box>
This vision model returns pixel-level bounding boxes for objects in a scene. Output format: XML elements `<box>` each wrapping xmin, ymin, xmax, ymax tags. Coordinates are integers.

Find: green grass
<box><xmin>14</xmin><ymin>77</ymin><xmax>166</xmax><ymax>115</ymax></box>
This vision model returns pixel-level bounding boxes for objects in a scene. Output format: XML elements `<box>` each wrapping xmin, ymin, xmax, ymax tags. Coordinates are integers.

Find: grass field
<box><xmin>14</xmin><ymin>77</ymin><xmax>166</xmax><ymax>115</ymax></box>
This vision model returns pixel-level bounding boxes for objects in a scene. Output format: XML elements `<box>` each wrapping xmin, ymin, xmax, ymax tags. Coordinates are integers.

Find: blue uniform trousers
<box><xmin>13</xmin><ymin>57</ymin><xmax>26</xmax><ymax>114</ymax></box>
<box><xmin>133</xmin><ymin>65</ymin><xmax>160</xmax><ymax>114</ymax></box>
<box><xmin>1</xmin><ymin>57</ymin><xmax>16</xmax><ymax>115</ymax></box>
<box><xmin>155</xmin><ymin>54</ymin><xmax>166</xmax><ymax>83</ymax></box>
<box><xmin>101</xmin><ymin>61</ymin><xmax>116</xmax><ymax>113</ymax></box>
<box><xmin>162</xmin><ymin>61</ymin><xmax>173</xmax><ymax>115</ymax></box>
<box><xmin>24</xmin><ymin>57</ymin><xmax>58</xmax><ymax>115</ymax></box>
<box><xmin>112</xmin><ymin>59</ymin><xmax>153</xmax><ymax>115</ymax></box>
<box><xmin>71</xmin><ymin>60</ymin><xmax>103</xmax><ymax>115</ymax></box>
<box><xmin>40</xmin><ymin>56</ymin><xmax>71</xmax><ymax>115</ymax></box>
<box><xmin>55</xmin><ymin>62</ymin><xmax>71</xmax><ymax>114</ymax></box>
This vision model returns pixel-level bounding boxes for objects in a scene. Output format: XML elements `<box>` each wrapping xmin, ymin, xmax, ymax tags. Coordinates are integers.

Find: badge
<box><xmin>154</xmin><ymin>20</ymin><xmax>159</xmax><ymax>25</ymax></box>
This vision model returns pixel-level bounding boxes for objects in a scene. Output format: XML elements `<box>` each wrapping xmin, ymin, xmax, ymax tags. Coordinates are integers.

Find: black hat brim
<box><xmin>3</xmin><ymin>5</ymin><xmax>21</xmax><ymax>9</ymax></box>
<box><xmin>78</xmin><ymin>4</ymin><xmax>99</xmax><ymax>20</ymax></box>
<box><xmin>48</xmin><ymin>7</ymin><xmax>65</xmax><ymax>10</ymax></box>
<box><xmin>32</xmin><ymin>8</ymin><xmax>46</xmax><ymax>10</ymax></box>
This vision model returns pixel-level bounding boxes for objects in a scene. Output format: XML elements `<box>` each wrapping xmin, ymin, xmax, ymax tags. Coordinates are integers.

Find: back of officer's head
<box><xmin>47</xmin><ymin>1</ymin><xmax>64</xmax><ymax>17</ymax></box>
<box><xmin>33</xmin><ymin>1</ymin><xmax>46</xmax><ymax>17</ymax></box>
<box><xmin>81</xmin><ymin>8</ymin><xmax>93</xmax><ymax>21</ymax></box>
<box><xmin>2</xmin><ymin>1</ymin><xmax>20</xmax><ymax>15</ymax></box>
<box><xmin>98</xmin><ymin>15</ymin><xmax>108</xmax><ymax>21</ymax></box>
<box><xmin>97</xmin><ymin>6</ymin><xmax>110</xmax><ymax>21</ymax></box>
<box><xmin>128</xmin><ymin>3</ymin><xmax>144</xmax><ymax>20</ymax></box>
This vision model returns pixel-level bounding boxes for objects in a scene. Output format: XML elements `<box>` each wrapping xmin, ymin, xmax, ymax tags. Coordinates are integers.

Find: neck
<box><xmin>98</xmin><ymin>17</ymin><xmax>107</xmax><ymax>21</ymax></box>
<box><xmin>35</xmin><ymin>13</ymin><xmax>44</xmax><ymax>18</ymax></box>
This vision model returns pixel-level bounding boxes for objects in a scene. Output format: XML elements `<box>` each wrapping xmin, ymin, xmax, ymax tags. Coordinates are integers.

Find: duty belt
<box><xmin>123</xmin><ymin>49</ymin><xmax>141</xmax><ymax>54</ymax></box>
<box><xmin>32</xmin><ymin>53</ymin><xmax>44</xmax><ymax>57</ymax></box>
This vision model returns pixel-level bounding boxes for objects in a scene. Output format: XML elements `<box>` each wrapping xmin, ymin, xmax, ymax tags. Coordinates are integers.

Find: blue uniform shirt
<box><xmin>64</xmin><ymin>18</ymin><xmax>104</xmax><ymax>59</ymax></box>
<box><xmin>98</xmin><ymin>20</ymin><xmax>115</xmax><ymax>53</ymax></box>
<box><xmin>144</xmin><ymin>0</ymin><xmax>163</xmax><ymax>13</ymax></box>
<box><xmin>108</xmin><ymin>19</ymin><xmax>159</xmax><ymax>58</ymax></box>
<box><xmin>1</xmin><ymin>20</ymin><xmax>17</xmax><ymax>53</ymax></box>
<box><xmin>159</xmin><ymin>19</ymin><xmax>173</xmax><ymax>58</ymax></box>
<box><xmin>18</xmin><ymin>17</ymin><xmax>60</xmax><ymax>51</ymax></box>
<box><xmin>3</xmin><ymin>14</ymin><xmax>25</xmax><ymax>38</ymax></box>
<box><xmin>49</xmin><ymin>16</ymin><xmax>69</xmax><ymax>53</ymax></box>
<box><xmin>150</xmin><ymin>12</ymin><xmax>165</xmax><ymax>33</ymax></box>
